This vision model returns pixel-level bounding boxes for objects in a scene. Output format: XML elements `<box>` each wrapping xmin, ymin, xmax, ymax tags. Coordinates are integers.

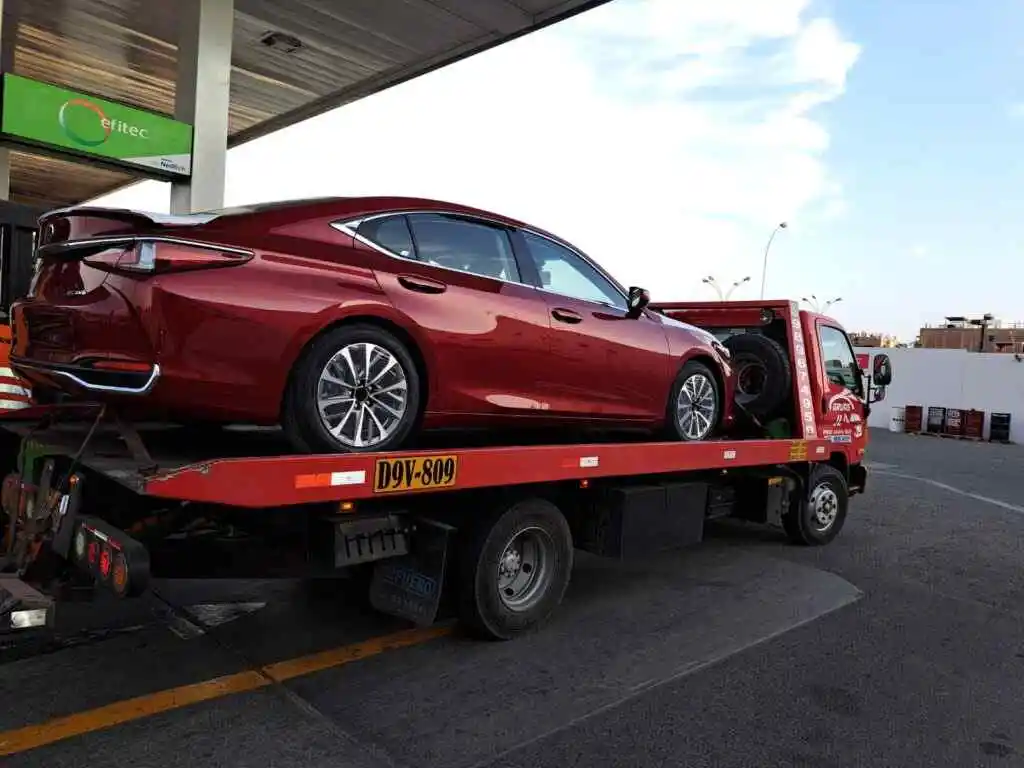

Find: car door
<box><xmin>816</xmin><ymin>323</ymin><xmax>866</xmax><ymax>445</ymax></box>
<box><xmin>516</xmin><ymin>229</ymin><xmax>672</xmax><ymax>419</ymax></box>
<box><xmin>350</xmin><ymin>211</ymin><xmax>553</xmax><ymax>418</ymax></box>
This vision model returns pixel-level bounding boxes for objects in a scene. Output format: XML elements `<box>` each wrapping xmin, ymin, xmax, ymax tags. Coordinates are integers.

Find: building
<box><xmin>918</xmin><ymin>315</ymin><xmax>1024</xmax><ymax>353</ymax></box>
<box><xmin>849</xmin><ymin>332</ymin><xmax>900</xmax><ymax>348</ymax></box>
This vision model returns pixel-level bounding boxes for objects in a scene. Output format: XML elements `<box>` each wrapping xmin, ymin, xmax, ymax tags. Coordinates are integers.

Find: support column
<box><xmin>171</xmin><ymin>0</ymin><xmax>234</xmax><ymax>214</ymax></box>
<box><xmin>0</xmin><ymin>0</ymin><xmax>17</xmax><ymax>202</ymax></box>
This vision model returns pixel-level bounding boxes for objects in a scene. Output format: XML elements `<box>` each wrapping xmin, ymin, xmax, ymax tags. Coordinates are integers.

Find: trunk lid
<box><xmin>14</xmin><ymin>207</ymin><xmax>225</xmax><ymax>365</ymax></box>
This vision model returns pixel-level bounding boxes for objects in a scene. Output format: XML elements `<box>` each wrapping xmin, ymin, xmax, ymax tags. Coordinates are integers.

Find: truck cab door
<box><xmin>815</xmin><ymin>323</ymin><xmax>867</xmax><ymax>446</ymax></box>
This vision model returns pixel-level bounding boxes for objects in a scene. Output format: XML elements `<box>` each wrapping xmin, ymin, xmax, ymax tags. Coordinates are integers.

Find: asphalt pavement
<box><xmin>2</xmin><ymin>429</ymin><xmax>1023</xmax><ymax>767</ymax></box>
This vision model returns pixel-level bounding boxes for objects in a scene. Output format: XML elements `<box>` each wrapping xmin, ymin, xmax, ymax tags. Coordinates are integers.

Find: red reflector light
<box><xmin>111</xmin><ymin>552</ymin><xmax>129</xmax><ymax>596</ymax></box>
<box><xmin>87</xmin><ymin>539</ymin><xmax>98</xmax><ymax>565</ymax></box>
<box><xmin>99</xmin><ymin>545</ymin><xmax>112</xmax><ymax>579</ymax></box>
<box><xmin>92</xmin><ymin>360</ymin><xmax>153</xmax><ymax>372</ymax></box>
<box><xmin>83</xmin><ymin>240</ymin><xmax>252</xmax><ymax>274</ymax></box>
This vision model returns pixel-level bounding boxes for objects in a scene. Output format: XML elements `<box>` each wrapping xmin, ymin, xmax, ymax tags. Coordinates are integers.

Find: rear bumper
<box><xmin>10</xmin><ymin>357</ymin><xmax>160</xmax><ymax>396</ymax></box>
<box><xmin>0</xmin><ymin>573</ymin><xmax>54</xmax><ymax>631</ymax></box>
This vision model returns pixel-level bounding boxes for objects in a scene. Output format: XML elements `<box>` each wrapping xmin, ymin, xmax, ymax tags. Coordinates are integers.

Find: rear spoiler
<box><xmin>39</xmin><ymin>206</ymin><xmax>221</xmax><ymax>228</ymax></box>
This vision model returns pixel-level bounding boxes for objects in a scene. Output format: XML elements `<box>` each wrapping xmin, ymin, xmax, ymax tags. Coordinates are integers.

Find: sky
<box><xmin>91</xmin><ymin>0</ymin><xmax>1024</xmax><ymax>342</ymax></box>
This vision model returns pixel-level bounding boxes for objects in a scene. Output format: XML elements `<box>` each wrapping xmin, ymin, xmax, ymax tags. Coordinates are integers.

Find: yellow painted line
<box><xmin>0</xmin><ymin>623</ymin><xmax>452</xmax><ymax>757</ymax></box>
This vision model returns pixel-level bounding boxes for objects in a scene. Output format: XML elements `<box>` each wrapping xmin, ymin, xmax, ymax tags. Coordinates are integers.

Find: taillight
<box><xmin>83</xmin><ymin>240</ymin><xmax>252</xmax><ymax>274</ymax></box>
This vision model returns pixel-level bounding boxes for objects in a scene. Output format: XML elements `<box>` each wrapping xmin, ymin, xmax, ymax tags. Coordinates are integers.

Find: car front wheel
<box><xmin>665</xmin><ymin>360</ymin><xmax>721</xmax><ymax>442</ymax></box>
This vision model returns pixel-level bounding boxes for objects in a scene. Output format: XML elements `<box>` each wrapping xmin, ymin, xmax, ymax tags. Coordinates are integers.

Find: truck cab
<box><xmin>651</xmin><ymin>300</ymin><xmax>892</xmax><ymax>489</ymax></box>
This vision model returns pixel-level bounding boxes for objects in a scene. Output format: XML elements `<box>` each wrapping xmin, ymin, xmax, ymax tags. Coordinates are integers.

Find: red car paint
<box><xmin>10</xmin><ymin>197</ymin><xmax>734</xmax><ymax>434</ymax></box>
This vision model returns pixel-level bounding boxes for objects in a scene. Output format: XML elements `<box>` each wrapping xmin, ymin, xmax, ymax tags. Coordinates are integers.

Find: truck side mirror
<box><xmin>872</xmin><ymin>353</ymin><xmax>892</xmax><ymax>386</ymax></box>
<box><xmin>627</xmin><ymin>286</ymin><xmax>650</xmax><ymax>318</ymax></box>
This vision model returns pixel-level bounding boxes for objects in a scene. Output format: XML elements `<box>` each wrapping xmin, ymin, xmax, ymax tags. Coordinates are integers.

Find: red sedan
<box><xmin>10</xmin><ymin>197</ymin><xmax>734</xmax><ymax>453</ymax></box>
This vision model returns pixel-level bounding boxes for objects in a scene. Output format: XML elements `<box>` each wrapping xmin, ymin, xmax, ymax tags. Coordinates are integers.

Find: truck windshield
<box><xmin>819</xmin><ymin>325</ymin><xmax>862</xmax><ymax>395</ymax></box>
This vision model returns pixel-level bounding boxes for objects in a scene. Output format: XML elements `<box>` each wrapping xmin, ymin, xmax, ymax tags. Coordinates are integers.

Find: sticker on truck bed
<box><xmin>373</xmin><ymin>455</ymin><xmax>458</xmax><ymax>494</ymax></box>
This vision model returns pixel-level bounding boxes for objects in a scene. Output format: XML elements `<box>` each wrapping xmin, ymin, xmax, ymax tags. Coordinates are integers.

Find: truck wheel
<box><xmin>458</xmin><ymin>497</ymin><xmax>573</xmax><ymax>641</ymax></box>
<box><xmin>665</xmin><ymin>360</ymin><xmax>722</xmax><ymax>441</ymax></box>
<box><xmin>723</xmin><ymin>333</ymin><xmax>791</xmax><ymax>419</ymax></box>
<box><xmin>283</xmin><ymin>324</ymin><xmax>422</xmax><ymax>454</ymax></box>
<box><xmin>782</xmin><ymin>464</ymin><xmax>848</xmax><ymax>546</ymax></box>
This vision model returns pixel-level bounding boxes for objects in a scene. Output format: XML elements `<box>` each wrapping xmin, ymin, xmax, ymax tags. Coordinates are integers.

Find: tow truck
<box><xmin>0</xmin><ymin>300</ymin><xmax>892</xmax><ymax>641</ymax></box>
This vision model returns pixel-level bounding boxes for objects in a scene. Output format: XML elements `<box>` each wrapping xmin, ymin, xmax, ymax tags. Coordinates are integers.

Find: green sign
<box><xmin>0</xmin><ymin>74</ymin><xmax>192</xmax><ymax>177</ymax></box>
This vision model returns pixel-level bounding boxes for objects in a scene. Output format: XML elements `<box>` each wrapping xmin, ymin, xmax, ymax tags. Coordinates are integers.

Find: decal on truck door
<box><xmin>818</xmin><ymin>326</ymin><xmax>865</xmax><ymax>444</ymax></box>
<box><xmin>790</xmin><ymin>302</ymin><xmax>818</xmax><ymax>438</ymax></box>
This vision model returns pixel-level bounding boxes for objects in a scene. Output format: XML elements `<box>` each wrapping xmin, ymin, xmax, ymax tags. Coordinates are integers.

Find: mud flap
<box><xmin>368</xmin><ymin>517</ymin><xmax>453</xmax><ymax>626</ymax></box>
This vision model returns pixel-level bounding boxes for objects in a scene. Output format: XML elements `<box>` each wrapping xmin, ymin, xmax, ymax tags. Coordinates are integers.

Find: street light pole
<box><xmin>701</xmin><ymin>276</ymin><xmax>725</xmax><ymax>301</ymax></box>
<box><xmin>800</xmin><ymin>295</ymin><xmax>842</xmax><ymax>313</ymax></box>
<box><xmin>724</xmin><ymin>276</ymin><xmax>751</xmax><ymax>300</ymax></box>
<box><xmin>759</xmin><ymin>222</ymin><xmax>788</xmax><ymax>300</ymax></box>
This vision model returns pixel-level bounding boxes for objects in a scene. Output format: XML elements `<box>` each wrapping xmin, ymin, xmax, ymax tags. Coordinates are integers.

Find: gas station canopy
<box><xmin>2</xmin><ymin>0</ymin><xmax>609</xmax><ymax>210</ymax></box>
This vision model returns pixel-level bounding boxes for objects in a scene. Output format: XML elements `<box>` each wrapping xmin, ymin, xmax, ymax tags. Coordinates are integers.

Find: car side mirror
<box><xmin>872</xmin><ymin>353</ymin><xmax>892</xmax><ymax>386</ymax></box>
<box><xmin>627</xmin><ymin>286</ymin><xmax>650</xmax><ymax>318</ymax></box>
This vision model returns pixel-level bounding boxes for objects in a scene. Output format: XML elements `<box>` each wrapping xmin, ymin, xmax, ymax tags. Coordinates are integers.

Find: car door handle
<box><xmin>551</xmin><ymin>308</ymin><xmax>583</xmax><ymax>324</ymax></box>
<box><xmin>397</xmin><ymin>274</ymin><xmax>447</xmax><ymax>294</ymax></box>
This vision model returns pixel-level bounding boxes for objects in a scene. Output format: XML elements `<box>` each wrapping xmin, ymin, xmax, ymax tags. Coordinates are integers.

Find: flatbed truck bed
<box><xmin>0</xmin><ymin>416</ymin><xmax>833</xmax><ymax>506</ymax></box>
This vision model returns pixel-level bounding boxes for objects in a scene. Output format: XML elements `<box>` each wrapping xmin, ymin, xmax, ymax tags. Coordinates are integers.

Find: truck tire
<box><xmin>782</xmin><ymin>464</ymin><xmax>848</xmax><ymax>546</ymax></box>
<box><xmin>723</xmin><ymin>333</ymin><xmax>791</xmax><ymax>419</ymax></box>
<box><xmin>458</xmin><ymin>497</ymin><xmax>573</xmax><ymax>641</ymax></box>
<box><xmin>282</xmin><ymin>324</ymin><xmax>422</xmax><ymax>454</ymax></box>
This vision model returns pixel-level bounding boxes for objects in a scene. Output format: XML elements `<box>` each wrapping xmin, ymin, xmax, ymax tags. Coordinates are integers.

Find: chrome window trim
<box><xmin>517</xmin><ymin>229</ymin><xmax>629</xmax><ymax>311</ymax></box>
<box><xmin>330</xmin><ymin>209</ymin><xmax>630</xmax><ymax>311</ymax></box>
<box><xmin>331</xmin><ymin>212</ymin><xmax>524</xmax><ymax>285</ymax></box>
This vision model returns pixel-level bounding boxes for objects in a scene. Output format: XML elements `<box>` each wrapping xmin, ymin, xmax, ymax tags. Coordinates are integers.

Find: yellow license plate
<box><xmin>373</xmin><ymin>455</ymin><xmax>458</xmax><ymax>494</ymax></box>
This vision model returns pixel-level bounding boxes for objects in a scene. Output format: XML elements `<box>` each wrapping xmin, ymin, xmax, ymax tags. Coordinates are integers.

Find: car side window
<box><xmin>520</xmin><ymin>231</ymin><xmax>627</xmax><ymax>310</ymax></box>
<box><xmin>819</xmin><ymin>325</ymin><xmax>861</xmax><ymax>392</ymax></box>
<box><xmin>356</xmin><ymin>215</ymin><xmax>416</xmax><ymax>259</ymax></box>
<box><xmin>406</xmin><ymin>214</ymin><xmax>521</xmax><ymax>282</ymax></box>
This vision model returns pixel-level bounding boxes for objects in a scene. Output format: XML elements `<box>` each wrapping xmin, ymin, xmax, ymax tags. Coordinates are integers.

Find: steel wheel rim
<box><xmin>676</xmin><ymin>372</ymin><xmax>717</xmax><ymax>440</ymax></box>
<box><xmin>316</xmin><ymin>342</ymin><xmax>408</xmax><ymax>449</ymax></box>
<box><xmin>734</xmin><ymin>354</ymin><xmax>766</xmax><ymax>406</ymax></box>
<box><xmin>496</xmin><ymin>526</ymin><xmax>554</xmax><ymax>612</ymax></box>
<box><xmin>810</xmin><ymin>484</ymin><xmax>839</xmax><ymax>531</ymax></box>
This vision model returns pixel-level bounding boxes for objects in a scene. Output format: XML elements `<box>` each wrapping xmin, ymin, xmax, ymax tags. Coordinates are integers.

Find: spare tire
<box><xmin>723</xmin><ymin>332</ymin><xmax>792</xmax><ymax>418</ymax></box>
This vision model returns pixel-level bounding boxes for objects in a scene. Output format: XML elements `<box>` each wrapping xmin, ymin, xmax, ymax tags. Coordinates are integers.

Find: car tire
<box><xmin>665</xmin><ymin>360</ymin><xmax>722</xmax><ymax>442</ymax></box>
<box><xmin>782</xmin><ymin>464</ymin><xmax>848</xmax><ymax>546</ymax></box>
<box><xmin>458</xmin><ymin>497</ymin><xmax>574</xmax><ymax>641</ymax></box>
<box><xmin>723</xmin><ymin>333</ymin><xmax>792</xmax><ymax>419</ymax></box>
<box><xmin>282</xmin><ymin>324</ymin><xmax>422</xmax><ymax>454</ymax></box>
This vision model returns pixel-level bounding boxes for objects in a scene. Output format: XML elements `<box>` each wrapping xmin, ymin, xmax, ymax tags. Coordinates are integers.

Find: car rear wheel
<box><xmin>283</xmin><ymin>324</ymin><xmax>422</xmax><ymax>454</ymax></box>
<box><xmin>665</xmin><ymin>360</ymin><xmax>721</xmax><ymax>442</ymax></box>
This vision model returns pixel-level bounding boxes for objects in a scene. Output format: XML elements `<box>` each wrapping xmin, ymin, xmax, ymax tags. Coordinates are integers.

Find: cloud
<box><xmin>93</xmin><ymin>0</ymin><xmax>860</xmax><ymax>300</ymax></box>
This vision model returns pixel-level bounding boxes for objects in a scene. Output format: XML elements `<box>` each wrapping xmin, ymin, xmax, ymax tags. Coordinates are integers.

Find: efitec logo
<box><xmin>58</xmin><ymin>97</ymin><xmax>150</xmax><ymax>147</ymax></box>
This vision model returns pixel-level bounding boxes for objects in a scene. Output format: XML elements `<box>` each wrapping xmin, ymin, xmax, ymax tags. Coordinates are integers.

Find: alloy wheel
<box><xmin>676</xmin><ymin>372</ymin><xmax>717</xmax><ymax>440</ymax></box>
<box><xmin>316</xmin><ymin>342</ymin><xmax>409</xmax><ymax>449</ymax></box>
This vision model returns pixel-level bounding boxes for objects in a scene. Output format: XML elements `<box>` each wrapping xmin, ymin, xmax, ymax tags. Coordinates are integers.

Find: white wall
<box><xmin>855</xmin><ymin>347</ymin><xmax>1024</xmax><ymax>442</ymax></box>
